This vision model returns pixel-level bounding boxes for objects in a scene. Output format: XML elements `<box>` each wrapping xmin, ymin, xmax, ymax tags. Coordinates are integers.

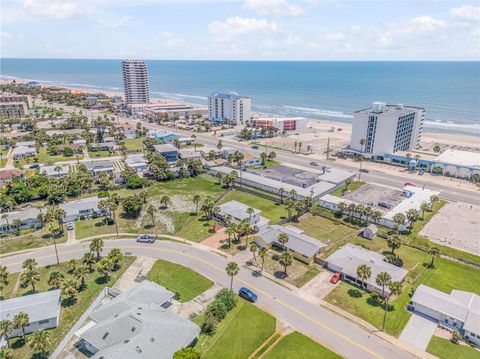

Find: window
<box><xmin>38</xmin><ymin>319</ymin><xmax>49</xmax><ymax>325</ymax></box>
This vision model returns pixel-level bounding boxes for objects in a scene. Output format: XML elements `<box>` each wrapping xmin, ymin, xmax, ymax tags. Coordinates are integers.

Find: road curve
<box><xmin>1</xmin><ymin>239</ymin><xmax>419</xmax><ymax>359</ymax></box>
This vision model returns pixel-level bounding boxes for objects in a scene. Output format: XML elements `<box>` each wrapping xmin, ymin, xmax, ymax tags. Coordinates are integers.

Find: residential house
<box><xmin>85</xmin><ymin>161</ymin><xmax>116</xmax><ymax>176</ymax></box>
<box><xmin>40</xmin><ymin>165</ymin><xmax>69</xmax><ymax>179</ymax></box>
<box><xmin>59</xmin><ymin>197</ymin><xmax>103</xmax><ymax>222</ymax></box>
<box><xmin>147</xmin><ymin>129</ymin><xmax>181</xmax><ymax>144</ymax></box>
<box><xmin>410</xmin><ymin>284</ymin><xmax>480</xmax><ymax>347</ymax></box>
<box><xmin>362</xmin><ymin>224</ymin><xmax>378</xmax><ymax>240</ymax></box>
<box><xmin>241</xmin><ymin>152</ymin><xmax>263</xmax><ymax>167</ymax></box>
<box><xmin>220</xmin><ymin>147</ymin><xmax>235</xmax><ymax>159</ymax></box>
<box><xmin>89</xmin><ymin>142</ymin><xmax>117</xmax><ymax>151</ymax></box>
<box><xmin>77</xmin><ymin>281</ymin><xmax>200</xmax><ymax>359</ymax></box>
<box><xmin>178</xmin><ymin>149</ymin><xmax>202</xmax><ymax>160</ymax></box>
<box><xmin>15</xmin><ymin>141</ymin><xmax>35</xmax><ymax>148</ymax></box>
<box><xmin>153</xmin><ymin>144</ymin><xmax>179</xmax><ymax>162</ymax></box>
<box><xmin>73</xmin><ymin>139</ymin><xmax>87</xmax><ymax>146</ymax></box>
<box><xmin>0</xmin><ymin>169</ymin><xmax>24</xmax><ymax>187</ymax></box>
<box><xmin>325</xmin><ymin>243</ymin><xmax>409</xmax><ymax>297</ymax></box>
<box><xmin>215</xmin><ymin>200</ymin><xmax>269</xmax><ymax>231</ymax></box>
<box><xmin>125</xmin><ymin>155</ymin><xmax>148</xmax><ymax>172</ymax></box>
<box><xmin>0</xmin><ymin>290</ymin><xmax>61</xmax><ymax>347</ymax></box>
<box><xmin>256</xmin><ymin>225</ymin><xmax>327</xmax><ymax>263</ymax></box>
<box><xmin>0</xmin><ymin>207</ymin><xmax>42</xmax><ymax>234</ymax></box>
<box><xmin>12</xmin><ymin>145</ymin><xmax>36</xmax><ymax>160</ymax></box>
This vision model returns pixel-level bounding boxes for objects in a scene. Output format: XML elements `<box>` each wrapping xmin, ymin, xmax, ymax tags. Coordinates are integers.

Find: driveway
<box><xmin>300</xmin><ymin>270</ymin><xmax>338</xmax><ymax>303</ymax></box>
<box><xmin>400</xmin><ymin>313</ymin><xmax>438</xmax><ymax>350</ymax></box>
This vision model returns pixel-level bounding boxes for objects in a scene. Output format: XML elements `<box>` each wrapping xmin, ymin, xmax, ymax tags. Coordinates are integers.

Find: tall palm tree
<box><xmin>13</xmin><ymin>312</ymin><xmax>29</xmax><ymax>343</ymax></box>
<box><xmin>258</xmin><ymin>247</ymin><xmax>268</xmax><ymax>272</ymax></box>
<box><xmin>22</xmin><ymin>258</ymin><xmax>38</xmax><ymax>271</ymax></box>
<box><xmin>28</xmin><ymin>329</ymin><xmax>51</xmax><ymax>355</ymax></box>
<box><xmin>139</xmin><ymin>189</ymin><xmax>148</xmax><ymax>204</ymax></box>
<box><xmin>75</xmin><ymin>266</ymin><xmax>89</xmax><ymax>289</ymax></box>
<box><xmin>429</xmin><ymin>195</ymin><xmax>439</xmax><ymax>210</ymax></box>
<box><xmin>249</xmin><ymin>242</ymin><xmax>258</xmax><ymax>262</ymax></box>
<box><xmin>279</xmin><ymin>251</ymin><xmax>293</xmax><ymax>276</ymax></box>
<box><xmin>356</xmin><ymin>264</ymin><xmax>372</xmax><ymax>292</ymax></box>
<box><xmin>61</xmin><ymin>278</ymin><xmax>79</xmax><ymax>302</ymax></box>
<box><xmin>428</xmin><ymin>247</ymin><xmax>440</xmax><ymax>268</ymax></box>
<box><xmin>0</xmin><ymin>320</ymin><xmax>13</xmax><ymax>348</ymax></box>
<box><xmin>278</xmin><ymin>188</ymin><xmax>285</xmax><ymax>204</ymax></box>
<box><xmin>96</xmin><ymin>258</ymin><xmax>113</xmax><ymax>280</ymax></box>
<box><xmin>226</xmin><ymin>262</ymin><xmax>239</xmax><ymax>291</ymax></box>
<box><xmin>277</xmin><ymin>233</ymin><xmax>289</xmax><ymax>252</ymax></box>
<box><xmin>146</xmin><ymin>205</ymin><xmax>156</xmax><ymax>227</ymax></box>
<box><xmin>160</xmin><ymin>195</ymin><xmax>171</xmax><ymax>209</ymax></box>
<box><xmin>192</xmin><ymin>194</ymin><xmax>201</xmax><ymax>214</ymax></box>
<box><xmin>48</xmin><ymin>271</ymin><xmax>64</xmax><ymax>289</ymax></box>
<box><xmin>83</xmin><ymin>252</ymin><xmax>96</xmax><ymax>272</ymax></box>
<box><xmin>381</xmin><ymin>281</ymin><xmax>403</xmax><ymax>331</ymax></box>
<box><xmin>387</xmin><ymin>236</ymin><xmax>402</xmax><ymax>255</ymax></box>
<box><xmin>90</xmin><ymin>238</ymin><xmax>104</xmax><ymax>261</ymax></box>
<box><xmin>375</xmin><ymin>272</ymin><xmax>392</xmax><ymax>299</ymax></box>
<box><xmin>0</xmin><ymin>265</ymin><xmax>9</xmax><ymax>295</ymax></box>
<box><xmin>246</xmin><ymin>207</ymin><xmax>254</xmax><ymax>223</ymax></box>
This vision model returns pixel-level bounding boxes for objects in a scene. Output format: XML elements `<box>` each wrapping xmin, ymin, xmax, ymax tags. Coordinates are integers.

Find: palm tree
<box><xmin>420</xmin><ymin>203</ymin><xmax>429</xmax><ymax>219</ymax></box>
<box><xmin>381</xmin><ymin>281</ymin><xmax>403</xmax><ymax>331</ymax></box>
<box><xmin>246</xmin><ymin>207</ymin><xmax>254</xmax><ymax>223</ymax></box>
<box><xmin>0</xmin><ymin>320</ymin><xmax>13</xmax><ymax>348</ymax></box>
<box><xmin>258</xmin><ymin>247</ymin><xmax>268</xmax><ymax>272</ymax></box>
<box><xmin>139</xmin><ymin>189</ymin><xmax>148</xmax><ymax>204</ymax></box>
<box><xmin>278</xmin><ymin>188</ymin><xmax>285</xmax><ymax>204</ymax></box>
<box><xmin>387</xmin><ymin>236</ymin><xmax>401</xmax><ymax>255</ymax></box>
<box><xmin>83</xmin><ymin>252</ymin><xmax>96</xmax><ymax>272</ymax></box>
<box><xmin>48</xmin><ymin>271</ymin><xmax>64</xmax><ymax>289</ymax></box>
<box><xmin>277</xmin><ymin>232</ymin><xmax>289</xmax><ymax>252</ymax></box>
<box><xmin>216</xmin><ymin>172</ymin><xmax>223</xmax><ymax>185</ymax></box>
<box><xmin>428</xmin><ymin>247</ymin><xmax>440</xmax><ymax>268</ymax></box>
<box><xmin>61</xmin><ymin>278</ymin><xmax>79</xmax><ymax>302</ymax></box>
<box><xmin>359</xmin><ymin>138</ymin><xmax>366</xmax><ymax>153</ymax></box>
<box><xmin>0</xmin><ymin>265</ymin><xmax>9</xmax><ymax>295</ymax></box>
<box><xmin>225</xmin><ymin>225</ymin><xmax>235</xmax><ymax>247</ymax></box>
<box><xmin>356</xmin><ymin>264</ymin><xmax>371</xmax><ymax>292</ymax></box>
<box><xmin>146</xmin><ymin>205</ymin><xmax>156</xmax><ymax>227</ymax></box>
<box><xmin>429</xmin><ymin>195</ymin><xmax>439</xmax><ymax>210</ymax></box>
<box><xmin>285</xmin><ymin>198</ymin><xmax>295</xmax><ymax>219</ymax></box>
<box><xmin>279</xmin><ymin>251</ymin><xmax>293</xmax><ymax>276</ymax></box>
<box><xmin>67</xmin><ymin>259</ymin><xmax>77</xmax><ymax>273</ymax></box>
<box><xmin>406</xmin><ymin>209</ymin><xmax>420</xmax><ymax>229</ymax></box>
<box><xmin>107</xmin><ymin>200</ymin><xmax>119</xmax><ymax>238</ymax></box>
<box><xmin>375</xmin><ymin>272</ymin><xmax>392</xmax><ymax>299</ymax></box>
<box><xmin>96</xmin><ymin>258</ymin><xmax>113</xmax><ymax>280</ymax></box>
<box><xmin>21</xmin><ymin>266</ymin><xmax>40</xmax><ymax>293</ymax></box>
<box><xmin>192</xmin><ymin>194</ymin><xmax>201</xmax><ymax>214</ymax></box>
<box><xmin>226</xmin><ymin>261</ymin><xmax>239</xmax><ymax>291</ymax></box>
<box><xmin>393</xmin><ymin>213</ymin><xmax>406</xmax><ymax>232</ymax></box>
<box><xmin>1</xmin><ymin>347</ymin><xmax>14</xmax><ymax>359</ymax></box>
<box><xmin>108</xmin><ymin>248</ymin><xmax>123</xmax><ymax>270</ymax></box>
<box><xmin>90</xmin><ymin>238</ymin><xmax>104</xmax><ymax>261</ymax></box>
<box><xmin>75</xmin><ymin>266</ymin><xmax>89</xmax><ymax>289</ymax></box>
<box><xmin>22</xmin><ymin>258</ymin><xmax>37</xmax><ymax>271</ymax></box>
<box><xmin>28</xmin><ymin>329</ymin><xmax>51</xmax><ymax>355</ymax></box>
<box><xmin>160</xmin><ymin>195</ymin><xmax>171</xmax><ymax>209</ymax></box>
<box><xmin>249</xmin><ymin>242</ymin><xmax>258</xmax><ymax>262</ymax></box>
<box><xmin>13</xmin><ymin>312</ymin><xmax>29</xmax><ymax>343</ymax></box>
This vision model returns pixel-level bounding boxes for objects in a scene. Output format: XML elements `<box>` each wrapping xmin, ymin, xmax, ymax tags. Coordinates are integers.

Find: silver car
<box><xmin>136</xmin><ymin>234</ymin><xmax>156</xmax><ymax>243</ymax></box>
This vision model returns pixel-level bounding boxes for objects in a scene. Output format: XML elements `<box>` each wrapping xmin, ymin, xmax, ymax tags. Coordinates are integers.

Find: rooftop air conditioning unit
<box><xmin>372</xmin><ymin>102</ymin><xmax>386</xmax><ymax>113</ymax></box>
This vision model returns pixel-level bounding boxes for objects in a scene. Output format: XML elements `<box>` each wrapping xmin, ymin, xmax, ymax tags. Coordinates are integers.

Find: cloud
<box><xmin>98</xmin><ymin>16</ymin><xmax>132</xmax><ymax>29</ymax></box>
<box><xmin>23</xmin><ymin>0</ymin><xmax>83</xmax><ymax>19</ymax></box>
<box><xmin>0</xmin><ymin>32</ymin><xmax>13</xmax><ymax>40</ymax></box>
<box><xmin>409</xmin><ymin>16</ymin><xmax>446</xmax><ymax>32</ymax></box>
<box><xmin>325</xmin><ymin>32</ymin><xmax>345</xmax><ymax>42</ymax></box>
<box><xmin>245</xmin><ymin>0</ymin><xmax>304</xmax><ymax>17</ymax></box>
<box><xmin>451</xmin><ymin>5</ymin><xmax>480</xmax><ymax>23</ymax></box>
<box><xmin>209</xmin><ymin>17</ymin><xmax>279</xmax><ymax>41</ymax></box>
<box><xmin>157</xmin><ymin>32</ymin><xmax>186</xmax><ymax>46</ymax></box>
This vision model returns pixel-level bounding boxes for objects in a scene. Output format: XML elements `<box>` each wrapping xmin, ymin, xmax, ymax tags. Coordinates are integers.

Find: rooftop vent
<box><xmin>136</xmin><ymin>346</ymin><xmax>142</xmax><ymax>353</ymax></box>
<box><xmin>150</xmin><ymin>337</ymin><xmax>155</xmax><ymax>343</ymax></box>
<box><xmin>131</xmin><ymin>326</ymin><xmax>136</xmax><ymax>332</ymax></box>
<box><xmin>102</xmin><ymin>330</ymin><xmax>109</xmax><ymax>340</ymax></box>
<box><xmin>369</xmin><ymin>258</ymin><xmax>375</xmax><ymax>263</ymax></box>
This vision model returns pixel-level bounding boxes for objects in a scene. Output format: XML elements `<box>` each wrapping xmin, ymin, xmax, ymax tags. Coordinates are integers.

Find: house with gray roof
<box><xmin>12</xmin><ymin>145</ymin><xmax>36</xmax><ymax>159</ymax></box>
<box><xmin>325</xmin><ymin>243</ymin><xmax>409</xmax><ymax>297</ymax></box>
<box><xmin>411</xmin><ymin>284</ymin><xmax>480</xmax><ymax>347</ymax></box>
<box><xmin>125</xmin><ymin>155</ymin><xmax>148</xmax><ymax>172</ymax></box>
<box><xmin>40</xmin><ymin>164</ymin><xmax>69</xmax><ymax>179</ymax></box>
<box><xmin>0</xmin><ymin>289</ymin><xmax>61</xmax><ymax>345</ymax></box>
<box><xmin>59</xmin><ymin>197</ymin><xmax>103</xmax><ymax>222</ymax></box>
<box><xmin>153</xmin><ymin>144</ymin><xmax>178</xmax><ymax>162</ymax></box>
<box><xmin>0</xmin><ymin>207</ymin><xmax>42</xmax><ymax>234</ymax></box>
<box><xmin>215</xmin><ymin>200</ymin><xmax>269</xmax><ymax>230</ymax></box>
<box><xmin>15</xmin><ymin>140</ymin><xmax>36</xmax><ymax>148</ymax></box>
<box><xmin>256</xmin><ymin>225</ymin><xmax>326</xmax><ymax>263</ymax></box>
<box><xmin>85</xmin><ymin>161</ymin><xmax>116</xmax><ymax>176</ymax></box>
<box><xmin>77</xmin><ymin>281</ymin><xmax>200</xmax><ymax>359</ymax></box>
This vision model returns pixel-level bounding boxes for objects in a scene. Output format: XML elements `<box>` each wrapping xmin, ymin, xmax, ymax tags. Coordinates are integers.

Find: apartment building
<box><xmin>208</xmin><ymin>92</ymin><xmax>251</xmax><ymax>125</ymax></box>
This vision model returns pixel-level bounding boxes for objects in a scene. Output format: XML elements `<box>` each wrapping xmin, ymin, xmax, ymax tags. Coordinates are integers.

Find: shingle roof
<box><xmin>85</xmin><ymin>161</ymin><xmax>115</xmax><ymax>171</ymax></box>
<box><xmin>0</xmin><ymin>290</ymin><xmax>61</xmax><ymax>323</ymax></box>
<box><xmin>0</xmin><ymin>169</ymin><xmax>24</xmax><ymax>181</ymax></box>
<box><xmin>12</xmin><ymin>145</ymin><xmax>36</xmax><ymax>156</ymax></box>
<box><xmin>0</xmin><ymin>207</ymin><xmax>41</xmax><ymax>226</ymax></box>
<box><xmin>218</xmin><ymin>200</ymin><xmax>261</xmax><ymax>221</ymax></box>
<box><xmin>59</xmin><ymin>197</ymin><xmax>101</xmax><ymax>217</ymax></box>
<box><xmin>153</xmin><ymin>144</ymin><xmax>178</xmax><ymax>153</ymax></box>
<box><xmin>257</xmin><ymin>225</ymin><xmax>326</xmax><ymax>258</ymax></box>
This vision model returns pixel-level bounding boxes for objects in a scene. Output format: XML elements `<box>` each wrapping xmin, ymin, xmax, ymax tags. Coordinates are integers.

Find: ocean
<box><xmin>1</xmin><ymin>59</ymin><xmax>479</xmax><ymax>136</ymax></box>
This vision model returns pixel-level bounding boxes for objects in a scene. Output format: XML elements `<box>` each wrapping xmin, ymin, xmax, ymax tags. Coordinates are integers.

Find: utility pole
<box><xmin>326</xmin><ymin>137</ymin><xmax>330</xmax><ymax>160</ymax></box>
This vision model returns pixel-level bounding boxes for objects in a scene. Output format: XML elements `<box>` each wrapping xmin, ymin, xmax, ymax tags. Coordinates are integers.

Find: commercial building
<box><xmin>350</xmin><ymin>102</ymin><xmax>425</xmax><ymax>157</ymax></box>
<box><xmin>0</xmin><ymin>207</ymin><xmax>42</xmax><ymax>234</ymax></box>
<box><xmin>59</xmin><ymin>197</ymin><xmax>103</xmax><ymax>222</ymax></box>
<box><xmin>76</xmin><ymin>281</ymin><xmax>200</xmax><ymax>359</ymax></box>
<box><xmin>153</xmin><ymin>144</ymin><xmax>179</xmax><ymax>162</ymax></box>
<box><xmin>410</xmin><ymin>284</ymin><xmax>480</xmax><ymax>347</ymax></box>
<box><xmin>251</xmin><ymin>117</ymin><xmax>308</xmax><ymax>133</ymax></box>
<box><xmin>256</xmin><ymin>225</ymin><xmax>326</xmax><ymax>263</ymax></box>
<box><xmin>122</xmin><ymin>60</ymin><xmax>150</xmax><ymax>106</ymax></box>
<box><xmin>208</xmin><ymin>92</ymin><xmax>251</xmax><ymax>125</ymax></box>
<box><xmin>138</xmin><ymin>102</ymin><xmax>207</xmax><ymax>118</ymax></box>
<box><xmin>0</xmin><ymin>289</ymin><xmax>61</xmax><ymax>345</ymax></box>
<box><xmin>0</xmin><ymin>95</ymin><xmax>31</xmax><ymax>118</ymax></box>
<box><xmin>325</xmin><ymin>244</ymin><xmax>409</xmax><ymax>297</ymax></box>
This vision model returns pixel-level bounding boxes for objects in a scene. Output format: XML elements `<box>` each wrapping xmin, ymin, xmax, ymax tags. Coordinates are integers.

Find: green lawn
<box><xmin>263</xmin><ymin>332</ymin><xmax>342</xmax><ymax>359</ymax></box>
<box><xmin>0</xmin><ymin>230</ymin><xmax>67</xmax><ymax>255</ymax></box>
<box><xmin>14</xmin><ymin>148</ymin><xmax>83</xmax><ymax>167</ymax></box>
<box><xmin>296</xmin><ymin>213</ymin><xmax>358</xmax><ymax>250</ymax></box>
<box><xmin>1</xmin><ymin>272</ymin><xmax>19</xmax><ymax>300</ymax></box>
<box><xmin>220</xmin><ymin>189</ymin><xmax>287</xmax><ymax>223</ymax></box>
<box><xmin>7</xmin><ymin>256</ymin><xmax>135</xmax><ymax>358</ymax></box>
<box><xmin>170</xmin><ymin>211</ymin><xmax>217</xmax><ymax>242</ymax></box>
<box><xmin>426</xmin><ymin>336</ymin><xmax>480</xmax><ymax>359</ymax></box>
<box><xmin>195</xmin><ymin>299</ymin><xmax>276</xmax><ymax>359</ymax></box>
<box><xmin>88</xmin><ymin>149</ymin><xmax>117</xmax><ymax>158</ymax></box>
<box><xmin>330</xmin><ymin>181</ymin><xmax>365</xmax><ymax>197</ymax></box>
<box><xmin>75</xmin><ymin>212</ymin><xmax>138</xmax><ymax>239</ymax></box>
<box><xmin>124</xmin><ymin>138</ymin><xmax>144</xmax><ymax>151</ymax></box>
<box><xmin>146</xmin><ymin>259</ymin><xmax>213</xmax><ymax>302</ymax></box>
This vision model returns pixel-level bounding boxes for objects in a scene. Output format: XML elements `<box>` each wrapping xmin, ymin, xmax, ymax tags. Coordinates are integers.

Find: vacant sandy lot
<box><xmin>420</xmin><ymin>202</ymin><xmax>480</xmax><ymax>255</ymax></box>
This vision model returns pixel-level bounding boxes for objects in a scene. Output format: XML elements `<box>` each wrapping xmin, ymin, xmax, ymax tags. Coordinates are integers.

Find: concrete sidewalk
<box><xmin>113</xmin><ymin>256</ymin><xmax>156</xmax><ymax>291</ymax></box>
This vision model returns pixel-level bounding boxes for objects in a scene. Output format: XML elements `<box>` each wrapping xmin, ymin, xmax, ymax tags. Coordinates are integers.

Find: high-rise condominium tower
<box><xmin>122</xmin><ymin>60</ymin><xmax>150</xmax><ymax>105</ymax></box>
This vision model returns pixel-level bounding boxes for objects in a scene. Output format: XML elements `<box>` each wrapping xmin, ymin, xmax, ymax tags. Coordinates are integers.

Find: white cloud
<box><xmin>409</xmin><ymin>16</ymin><xmax>446</xmax><ymax>32</ymax></box>
<box><xmin>325</xmin><ymin>32</ymin><xmax>345</xmax><ymax>42</ymax></box>
<box><xmin>451</xmin><ymin>5</ymin><xmax>480</xmax><ymax>23</ymax></box>
<box><xmin>98</xmin><ymin>16</ymin><xmax>131</xmax><ymax>29</ymax></box>
<box><xmin>245</xmin><ymin>0</ymin><xmax>304</xmax><ymax>17</ymax></box>
<box><xmin>0</xmin><ymin>32</ymin><xmax>13</xmax><ymax>40</ymax></box>
<box><xmin>23</xmin><ymin>0</ymin><xmax>83</xmax><ymax>19</ymax></box>
<box><xmin>209</xmin><ymin>17</ymin><xmax>279</xmax><ymax>41</ymax></box>
<box><xmin>157</xmin><ymin>32</ymin><xmax>186</xmax><ymax>46</ymax></box>
<box><xmin>351</xmin><ymin>25</ymin><xmax>361</xmax><ymax>33</ymax></box>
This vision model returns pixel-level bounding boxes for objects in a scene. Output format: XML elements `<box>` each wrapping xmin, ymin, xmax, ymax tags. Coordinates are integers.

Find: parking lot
<box><xmin>249</xmin><ymin>165</ymin><xmax>319</xmax><ymax>187</ymax></box>
<box><xmin>343</xmin><ymin>183</ymin><xmax>404</xmax><ymax>212</ymax></box>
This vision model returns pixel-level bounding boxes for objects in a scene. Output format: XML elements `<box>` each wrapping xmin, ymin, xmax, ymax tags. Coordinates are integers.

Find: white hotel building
<box><xmin>350</xmin><ymin>102</ymin><xmax>425</xmax><ymax>158</ymax></box>
<box><xmin>122</xmin><ymin>60</ymin><xmax>150</xmax><ymax>106</ymax></box>
<box><xmin>208</xmin><ymin>92</ymin><xmax>251</xmax><ymax>125</ymax></box>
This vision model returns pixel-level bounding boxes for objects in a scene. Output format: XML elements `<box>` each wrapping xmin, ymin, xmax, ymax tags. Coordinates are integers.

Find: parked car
<box><xmin>404</xmin><ymin>182</ymin><xmax>415</xmax><ymax>187</ymax></box>
<box><xmin>239</xmin><ymin>287</ymin><xmax>258</xmax><ymax>302</ymax></box>
<box><xmin>136</xmin><ymin>234</ymin><xmax>156</xmax><ymax>243</ymax></box>
<box><xmin>330</xmin><ymin>272</ymin><xmax>342</xmax><ymax>284</ymax></box>
<box><xmin>66</xmin><ymin>222</ymin><xmax>74</xmax><ymax>231</ymax></box>
<box><xmin>418</xmin><ymin>170</ymin><xmax>425</xmax><ymax>176</ymax></box>
<box><xmin>29</xmin><ymin>164</ymin><xmax>40</xmax><ymax>169</ymax></box>
<box><xmin>310</xmin><ymin>161</ymin><xmax>319</xmax><ymax>166</ymax></box>
<box><xmin>360</xmin><ymin>168</ymin><xmax>369</xmax><ymax>173</ymax></box>
<box><xmin>251</xmin><ymin>145</ymin><xmax>259</xmax><ymax>150</ymax></box>
<box><xmin>378</xmin><ymin>202</ymin><xmax>392</xmax><ymax>209</ymax></box>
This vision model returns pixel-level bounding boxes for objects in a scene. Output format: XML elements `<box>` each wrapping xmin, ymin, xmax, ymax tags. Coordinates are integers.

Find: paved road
<box><xmin>1</xmin><ymin>239</ymin><xmax>418</xmax><ymax>359</ymax></box>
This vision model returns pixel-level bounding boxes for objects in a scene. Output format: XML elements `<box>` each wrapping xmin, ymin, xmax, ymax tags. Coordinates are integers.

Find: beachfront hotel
<box><xmin>251</xmin><ymin>117</ymin><xmax>308</xmax><ymax>133</ymax></box>
<box><xmin>349</xmin><ymin>102</ymin><xmax>425</xmax><ymax>157</ymax></box>
<box><xmin>208</xmin><ymin>92</ymin><xmax>251</xmax><ymax>125</ymax></box>
<box><xmin>122</xmin><ymin>60</ymin><xmax>150</xmax><ymax>106</ymax></box>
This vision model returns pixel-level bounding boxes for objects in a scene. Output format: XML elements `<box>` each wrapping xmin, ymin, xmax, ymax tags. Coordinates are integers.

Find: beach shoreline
<box><xmin>2</xmin><ymin>77</ymin><xmax>479</xmax><ymax>148</ymax></box>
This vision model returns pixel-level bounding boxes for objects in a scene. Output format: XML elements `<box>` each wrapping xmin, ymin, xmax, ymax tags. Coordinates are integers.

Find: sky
<box><xmin>1</xmin><ymin>0</ymin><xmax>479</xmax><ymax>60</ymax></box>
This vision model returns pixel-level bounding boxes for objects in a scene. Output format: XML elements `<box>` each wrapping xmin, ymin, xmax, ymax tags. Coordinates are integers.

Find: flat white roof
<box><xmin>434</xmin><ymin>149</ymin><xmax>480</xmax><ymax>168</ymax></box>
<box><xmin>384</xmin><ymin>185</ymin><xmax>440</xmax><ymax>221</ymax></box>
<box><xmin>253</xmin><ymin>117</ymin><xmax>307</xmax><ymax>122</ymax></box>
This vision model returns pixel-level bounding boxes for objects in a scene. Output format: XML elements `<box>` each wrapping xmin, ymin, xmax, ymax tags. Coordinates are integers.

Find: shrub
<box><xmin>200</xmin><ymin>312</ymin><xmax>217</xmax><ymax>335</ymax></box>
<box><xmin>173</xmin><ymin>347</ymin><xmax>201</xmax><ymax>359</ymax></box>
<box><xmin>126</xmin><ymin>175</ymin><xmax>149</xmax><ymax>189</ymax></box>
<box><xmin>384</xmin><ymin>253</ymin><xmax>404</xmax><ymax>267</ymax></box>
<box><xmin>215</xmin><ymin>288</ymin><xmax>238</xmax><ymax>311</ymax></box>
<box><xmin>98</xmin><ymin>190</ymin><xmax>110</xmax><ymax>198</ymax></box>
<box><xmin>206</xmin><ymin>300</ymin><xmax>228</xmax><ymax>321</ymax></box>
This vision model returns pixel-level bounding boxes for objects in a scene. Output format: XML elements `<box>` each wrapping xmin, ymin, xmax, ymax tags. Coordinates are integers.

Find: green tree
<box><xmin>428</xmin><ymin>247</ymin><xmax>440</xmax><ymax>268</ymax></box>
<box><xmin>356</xmin><ymin>264</ymin><xmax>371</xmax><ymax>292</ymax></box>
<box><xmin>83</xmin><ymin>252</ymin><xmax>96</xmax><ymax>272</ymax></box>
<box><xmin>387</xmin><ymin>236</ymin><xmax>401</xmax><ymax>255</ymax></box>
<box><xmin>96</xmin><ymin>258</ymin><xmax>113</xmax><ymax>280</ymax></box>
<box><xmin>90</xmin><ymin>238</ymin><xmax>104</xmax><ymax>261</ymax></box>
<box><xmin>279</xmin><ymin>251</ymin><xmax>293</xmax><ymax>276</ymax></box>
<box><xmin>375</xmin><ymin>272</ymin><xmax>392</xmax><ymax>299</ymax></box>
<box><xmin>173</xmin><ymin>347</ymin><xmax>201</xmax><ymax>359</ymax></box>
<box><xmin>0</xmin><ymin>265</ymin><xmax>9</xmax><ymax>296</ymax></box>
<box><xmin>146</xmin><ymin>205</ymin><xmax>156</xmax><ymax>227</ymax></box>
<box><xmin>28</xmin><ymin>329</ymin><xmax>51</xmax><ymax>356</ymax></box>
<box><xmin>381</xmin><ymin>281</ymin><xmax>403</xmax><ymax>331</ymax></box>
<box><xmin>249</xmin><ymin>242</ymin><xmax>258</xmax><ymax>262</ymax></box>
<box><xmin>48</xmin><ymin>271</ymin><xmax>65</xmax><ymax>289</ymax></box>
<box><xmin>258</xmin><ymin>247</ymin><xmax>268</xmax><ymax>272</ymax></box>
<box><xmin>61</xmin><ymin>277</ymin><xmax>79</xmax><ymax>302</ymax></box>
<box><xmin>0</xmin><ymin>347</ymin><xmax>14</xmax><ymax>359</ymax></box>
<box><xmin>192</xmin><ymin>194</ymin><xmax>201</xmax><ymax>214</ymax></box>
<box><xmin>13</xmin><ymin>311</ymin><xmax>29</xmax><ymax>343</ymax></box>
<box><xmin>21</xmin><ymin>265</ymin><xmax>40</xmax><ymax>293</ymax></box>
<box><xmin>108</xmin><ymin>248</ymin><xmax>123</xmax><ymax>270</ymax></box>
<box><xmin>225</xmin><ymin>262</ymin><xmax>239</xmax><ymax>291</ymax></box>
<box><xmin>277</xmin><ymin>232</ymin><xmax>289</xmax><ymax>252</ymax></box>
<box><xmin>75</xmin><ymin>266</ymin><xmax>89</xmax><ymax>289</ymax></box>
<box><xmin>0</xmin><ymin>320</ymin><xmax>13</xmax><ymax>348</ymax></box>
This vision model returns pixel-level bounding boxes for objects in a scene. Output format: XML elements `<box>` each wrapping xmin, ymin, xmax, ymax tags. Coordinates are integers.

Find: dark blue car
<box><xmin>239</xmin><ymin>287</ymin><xmax>258</xmax><ymax>302</ymax></box>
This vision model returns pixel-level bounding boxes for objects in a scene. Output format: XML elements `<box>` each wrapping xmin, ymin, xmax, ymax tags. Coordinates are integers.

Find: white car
<box><xmin>66</xmin><ymin>222</ymin><xmax>74</xmax><ymax>231</ymax></box>
<box><xmin>136</xmin><ymin>234</ymin><xmax>156</xmax><ymax>243</ymax></box>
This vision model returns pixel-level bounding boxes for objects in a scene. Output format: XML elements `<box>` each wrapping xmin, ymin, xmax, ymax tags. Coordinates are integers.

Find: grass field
<box><xmin>220</xmin><ymin>190</ymin><xmax>287</xmax><ymax>223</ymax></box>
<box><xmin>88</xmin><ymin>149</ymin><xmax>117</xmax><ymax>158</ymax></box>
<box><xmin>263</xmin><ymin>332</ymin><xmax>342</xmax><ymax>359</ymax></box>
<box><xmin>0</xmin><ymin>230</ymin><xmax>67</xmax><ymax>255</ymax></box>
<box><xmin>426</xmin><ymin>336</ymin><xmax>480</xmax><ymax>359</ymax></box>
<box><xmin>124</xmin><ymin>138</ymin><xmax>144</xmax><ymax>151</ymax></box>
<box><xmin>14</xmin><ymin>148</ymin><xmax>84</xmax><ymax>167</ymax></box>
<box><xmin>75</xmin><ymin>211</ymin><xmax>138</xmax><ymax>239</ymax></box>
<box><xmin>6</xmin><ymin>256</ymin><xmax>135</xmax><ymax>359</ymax></box>
<box><xmin>330</xmin><ymin>181</ymin><xmax>365</xmax><ymax>197</ymax></box>
<box><xmin>146</xmin><ymin>259</ymin><xmax>213</xmax><ymax>302</ymax></box>
<box><xmin>194</xmin><ymin>299</ymin><xmax>276</xmax><ymax>359</ymax></box>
